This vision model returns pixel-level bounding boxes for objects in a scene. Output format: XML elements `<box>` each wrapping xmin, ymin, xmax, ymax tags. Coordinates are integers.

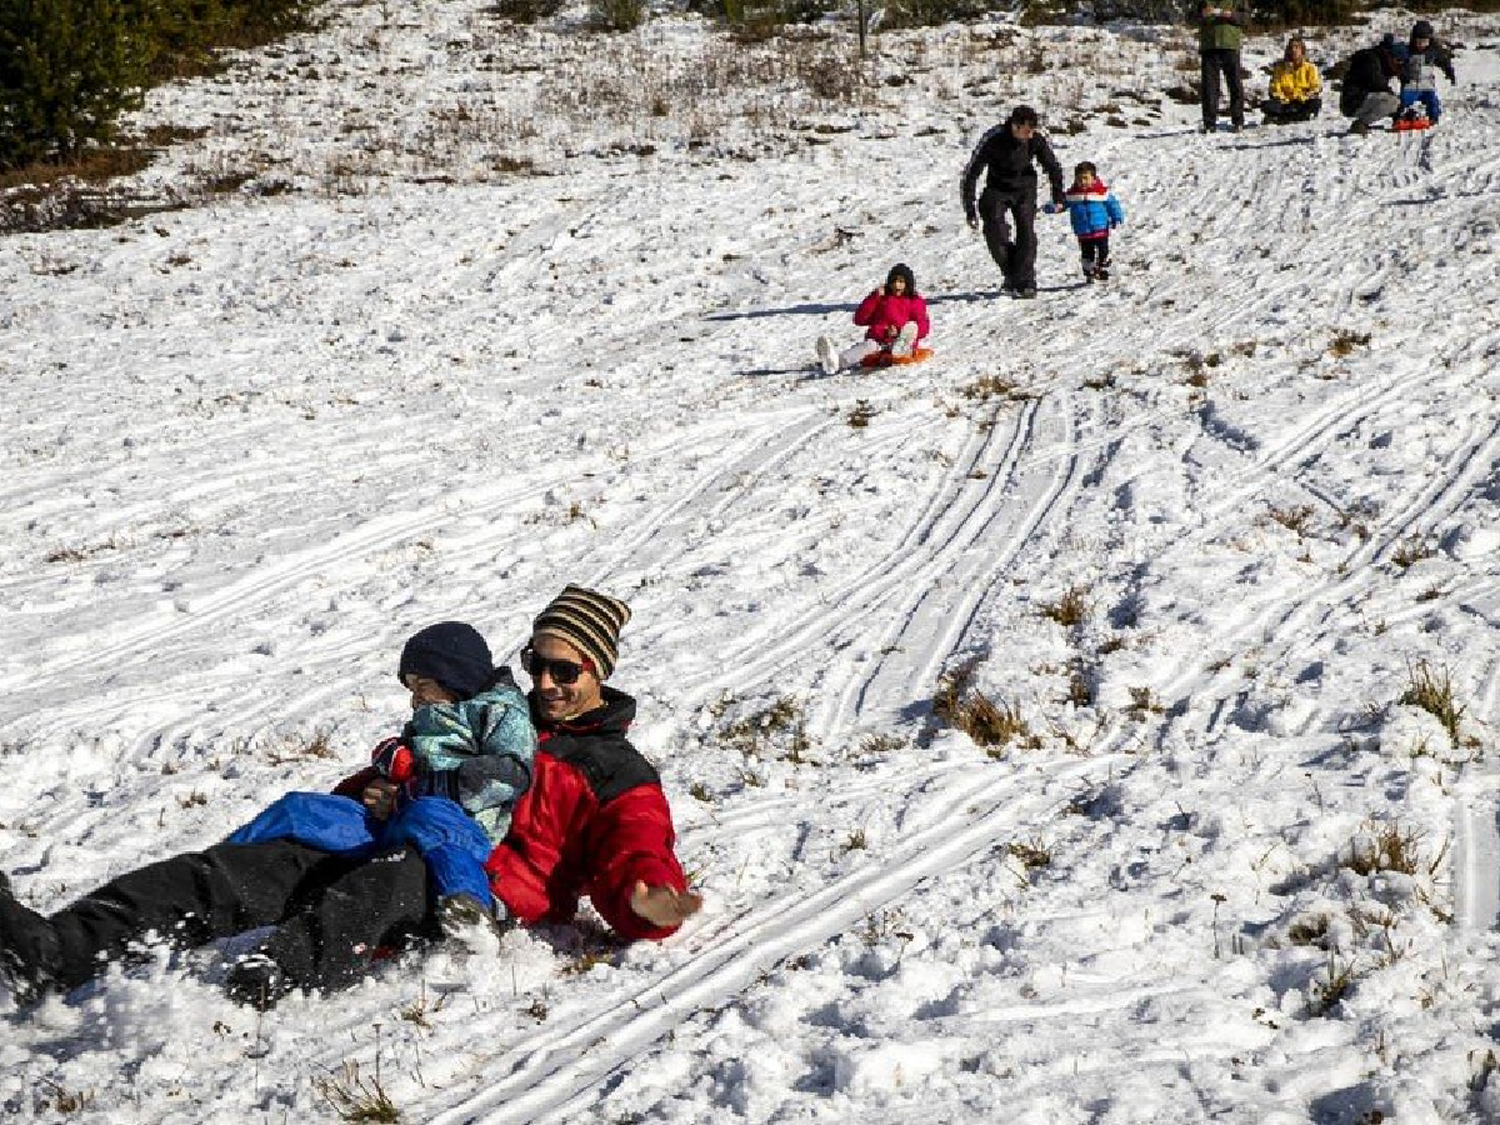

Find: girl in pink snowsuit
<box><xmin>817</xmin><ymin>263</ymin><xmax>931</xmax><ymax>374</ymax></box>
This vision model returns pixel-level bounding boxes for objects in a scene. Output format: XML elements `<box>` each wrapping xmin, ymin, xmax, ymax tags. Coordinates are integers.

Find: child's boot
<box><xmin>1095</xmin><ymin>257</ymin><xmax>1111</xmax><ymax>282</ymax></box>
<box><xmin>815</xmin><ymin>336</ymin><xmax>839</xmax><ymax>375</ymax></box>
<box><xmin>437</xmin><ymin>893</ymin><xmax>508</xmax><ymax>950</ymax></box>
<box><xmin>891</xmin><ymin>323</ymin><xmax>919</xmax><ymax>359</ymax></box>
<box><xmin>1081</xmin><ymin>258</ymin><xmax>1096</xmax><ymax>284</ymax></box>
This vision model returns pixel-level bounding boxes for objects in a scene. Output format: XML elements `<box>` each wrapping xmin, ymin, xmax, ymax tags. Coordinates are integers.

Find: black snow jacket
<box><xmin>960</xmin><ymin>125</ymin><xmax>1066</xmax><ymax>222</ymax></box>
<box><xmin>1339</xmin><ymin>44</ymin><xmax>1398</xmax><ymax>116</ymax></box>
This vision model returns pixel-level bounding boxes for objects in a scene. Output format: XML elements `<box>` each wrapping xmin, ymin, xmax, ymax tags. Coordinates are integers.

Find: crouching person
<box><xmin>1339</xmin><ymin>36</ymin><xmax>1402</xmax><ymax>134</ymax></box>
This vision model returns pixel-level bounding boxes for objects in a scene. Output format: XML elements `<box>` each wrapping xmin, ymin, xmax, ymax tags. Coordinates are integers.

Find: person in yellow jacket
<box><xmin>1263</xmin><ymin>36</ymin><xmax>1323</xmax><ymax>124</ymax></box>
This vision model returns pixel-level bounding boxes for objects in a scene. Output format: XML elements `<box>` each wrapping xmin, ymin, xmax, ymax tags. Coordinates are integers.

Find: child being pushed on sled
<box><xmin>1047</xmin><ymin>161</ymin><xmax>1125</xmax><ymax>283</ymax></box>
<box><xmin>817</xmin><ymin>263</ymin><xmax>930</xmax><ymax>375</ymax></box>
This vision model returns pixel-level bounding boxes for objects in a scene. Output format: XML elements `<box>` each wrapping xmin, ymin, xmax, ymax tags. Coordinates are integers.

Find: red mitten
<box><xmin>371</xmin><ymin>737</ymin><xmax>416</xmax><ymax>783</ymax></box>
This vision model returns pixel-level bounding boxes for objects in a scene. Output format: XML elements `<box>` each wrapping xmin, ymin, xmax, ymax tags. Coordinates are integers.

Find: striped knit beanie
<box><xmin>532</xmin><ymin>585</ymin><xmax>631</xmax><ymax>680</ymax></box>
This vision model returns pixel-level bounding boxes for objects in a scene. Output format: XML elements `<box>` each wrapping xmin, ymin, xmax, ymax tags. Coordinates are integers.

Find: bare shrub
<box><xmin>882</xmin><ymin>0</ymin><xmax>995</xmax><ymax>30</ymax></box>
<box><xmin>486</xmin><ymin>0</ymin><xmax>565</xmax><ymax>23</ymax></box>
<box><xmin>589</xmin><ymin>0</ymin><xmax>649</xmax><ymax>31</ymax></box>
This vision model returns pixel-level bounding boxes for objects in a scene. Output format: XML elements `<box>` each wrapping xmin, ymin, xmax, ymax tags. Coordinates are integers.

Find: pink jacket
<box><xmin>854</xmin><ymin>291</ymin><xmax>930</xmax><ymax>346</ymax></box>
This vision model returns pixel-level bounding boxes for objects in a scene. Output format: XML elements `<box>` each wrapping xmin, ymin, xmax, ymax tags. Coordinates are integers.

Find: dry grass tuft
<box><xmin>959</xmin><ymin>374</ymin><xmax>1036</xmax><ymax>403</ymax></box>
<box><xmin>1329</xmin><ymin>329</ymin><xmax>1371</xmax><ymax>358</ymax></box>
<box><xmin>1399</xmin><ymin>660</ymin><xmax>1466</xmax><ymax>746</ymax></box>
<box><xmin>934</xmin><ymin>663</ymin><xmax>1039</xmax><ymax>752</ymax></box>
<box><xmin>314</xmin><ymin>1061</ymin><xmax>399</xmax><ymax>1123</ymax></box>
<box><xmin>1039</xmin><ymin>585</ymin><xmax>1090</xmax><ymax>627</ymax></box>
<box><xmin>1263</xmin><ymin>504</ymin><xmax>1315</xmax><ymax>539</ymax></box>
<box><xmin>1342</xmin><ymin>821</ymin><xmax>1423</xmax><ymax>877</ymax></box>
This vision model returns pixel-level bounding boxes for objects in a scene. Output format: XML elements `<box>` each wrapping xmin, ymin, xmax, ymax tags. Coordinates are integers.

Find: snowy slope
<box><xmin>5</xmin><ymin>3</ymin><xmax>1500</xmax><ymax>1121</ymax></box>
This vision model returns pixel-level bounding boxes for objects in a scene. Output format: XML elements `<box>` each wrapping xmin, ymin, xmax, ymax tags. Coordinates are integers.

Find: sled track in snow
<box><xmin>1179</xmin><ymin>406</ymin><xmax>1500</xmax><ymax>750</ymax></box>
<box><xmin>407</xmin><ymin>756</ymin><xmax>1107</xmax><ymax>1124</ymax></box>
<box><xmin>630</xmin><ymin>398</ymin><xmax>1045</xmax><ymax>715</ymax></box>
<box><xmin>1101</xmin><ymin>343</ymin><xmax>1493</xmax><ymax>742</ymax></box>
<box><xmin>0</xmin><ymin>492</ymin><xmax>500</xmax><ymax>698</ymax></box>
<box><xmin>569</xmin><ymin>406</ymin><xmax>838</xmax><ymax>590</ymax></box>
<box><xmin>826</xmin><ymin>392</ymin><xmax>1086</xmax><ymax>735</ymax></box>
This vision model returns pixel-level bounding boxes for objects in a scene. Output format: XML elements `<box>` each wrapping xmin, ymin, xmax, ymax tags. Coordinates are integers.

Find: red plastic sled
<box><xmin>860</xmin><ymin>346</ymin><xmax>934</xmax><ymax>368</ymax></box>
<box><xmin>1393</xmin><ymin>116</ymin><xmax>1432</xmax><ymax>132</ymax></box>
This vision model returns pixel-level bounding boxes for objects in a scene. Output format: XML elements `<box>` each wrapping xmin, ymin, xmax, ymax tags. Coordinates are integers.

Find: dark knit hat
<box><xmin>1009</xmin><ymin>104</ymin><xmax>1040</xmax><ymax>127</ymax></box>
<box><xmin>398</xmin><ymin>621</ymin><xmax>494</xmax><ymax>700</ymax></box>
<box><xmin>886</xmin><ymin>263</ymin><xmax>917</xmax><ymax>296</ymax></box>
<box><xmin>1410</xmin><ymin>19</ymin><xmax>1434</xmax><ymax>40</ymax></box>
<box><xmin>532</xmin><ymin>586</ymin><xmax>631</xmax><ymax>680</ymax></box>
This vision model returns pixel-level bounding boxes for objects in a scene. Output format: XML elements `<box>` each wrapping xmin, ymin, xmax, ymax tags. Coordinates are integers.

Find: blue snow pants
<box><xmin>228</xmin><ymin>792</ymin><xmax>494</xmax><ymax>908</ymax></box>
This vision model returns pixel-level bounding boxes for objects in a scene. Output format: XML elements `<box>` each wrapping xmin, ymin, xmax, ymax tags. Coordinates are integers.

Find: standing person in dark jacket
<box><xmin>960</xmin><ymin>104</ymin><xmax>1066</xmax><ymax>300</ymax></box>
<box><xmin>1195</xmin><ymin>0</ymin><xmax>1248</xmax><ymax>133</ymax></box>
<box><xmin>0</xmin><ymin>586</ymin><xmax>701</xmax><ymax>1009</ymax></box>
<box><xmin>1338</xmin><ymin>36</ymin><xmax>1403</xmax><ymax>134</ymax></box>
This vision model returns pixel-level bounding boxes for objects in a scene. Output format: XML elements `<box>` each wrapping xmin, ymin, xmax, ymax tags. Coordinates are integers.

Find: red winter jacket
<box><xmin>334</xmin><ymin>686</ymin><xmax>688</xmax><ymax>941</ymax></box>
<box><xmin>854</xmin><ymin>290</ymin><xmax>930</xmax><ymax>347</ymax></box>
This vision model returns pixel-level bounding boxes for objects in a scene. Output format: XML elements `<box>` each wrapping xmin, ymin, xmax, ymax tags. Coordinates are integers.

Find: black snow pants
<box><xmin>46</xmin><ymin>840</ymin><xmax>434</xmax><ymax>991</ymax></box>
<box><xmin>1200</xmin><ymin>48</ymin><xmax>1244</xmax><ymax>130</ymax></box>
<box><xmin>977</xmin><ymin>183</ymin><xmax>1040</xmax><ymax>290</ymax></box>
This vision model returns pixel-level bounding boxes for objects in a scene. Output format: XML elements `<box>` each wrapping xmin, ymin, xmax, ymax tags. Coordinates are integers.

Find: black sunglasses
<box><xmin>520</xmin><ymin>644</ymin><xmax>592</xmax><ymax>685</ymax></box>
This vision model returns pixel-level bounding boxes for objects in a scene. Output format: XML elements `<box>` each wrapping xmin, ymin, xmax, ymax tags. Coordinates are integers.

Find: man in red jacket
<box><xmin>348</xmin><ymin>584</ymin><xmax>701</xmax><ymax>939</ymax></box>
<box><xmin>0</xmin><ymin>586</ymin><xmax>700</xmax><ymax>1008</ymax></box>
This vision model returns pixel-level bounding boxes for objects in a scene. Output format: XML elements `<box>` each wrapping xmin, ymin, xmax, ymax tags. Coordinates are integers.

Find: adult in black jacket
<box><xmin>960</xmin><ymin>104</ymin><xmax>1066</xmax><ymax>300</ymax></box>
<box><xmin>1339</xmin><ymin>38</ymin><xmax>1401</xmax><ymax>134</ymax></box>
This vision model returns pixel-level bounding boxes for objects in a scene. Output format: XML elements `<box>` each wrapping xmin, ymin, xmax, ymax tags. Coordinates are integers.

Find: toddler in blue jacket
<box><xmin>1048</xmin><ymin>161</ymin><xmax>1126</xmax><ymax>283</ymax></box>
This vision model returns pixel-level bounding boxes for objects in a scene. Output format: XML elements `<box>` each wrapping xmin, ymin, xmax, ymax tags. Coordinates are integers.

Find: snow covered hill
<box><xmin>5</xmin><ymin>2</ymin><xmax>1500</xmax><ymax>1120</ymax></box>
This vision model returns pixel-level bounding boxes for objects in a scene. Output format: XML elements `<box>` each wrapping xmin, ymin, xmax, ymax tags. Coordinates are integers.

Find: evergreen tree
<box><xmin>0</xmin><ymin>0</ymin><xmax>148</xmax><ymax>168</ymax></box>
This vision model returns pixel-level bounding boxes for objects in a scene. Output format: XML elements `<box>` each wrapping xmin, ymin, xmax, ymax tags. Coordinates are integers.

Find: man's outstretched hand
<box><xmin>630</xmin><ymin>881</ymin><xmax>703</xmax><ymax>928</ymax></box>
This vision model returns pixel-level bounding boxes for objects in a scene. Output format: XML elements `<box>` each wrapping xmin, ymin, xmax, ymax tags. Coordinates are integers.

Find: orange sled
<box><xmin>861</xmin><ymin>346</ymin><xmax>934</xmax><ymax>368</ymax></box>
<box><xmin>1393</xmin><ymin>116</ymin><xmax>1432</xmax><ymax>132</ymax></box>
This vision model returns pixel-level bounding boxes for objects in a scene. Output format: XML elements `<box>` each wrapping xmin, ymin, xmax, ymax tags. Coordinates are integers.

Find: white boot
<box><xmin>816</xmin><ymin>336</ymin><xmax>839</xmax><ymax>375</ymax></box>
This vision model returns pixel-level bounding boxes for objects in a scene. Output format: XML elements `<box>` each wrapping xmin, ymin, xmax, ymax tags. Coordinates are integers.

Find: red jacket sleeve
<box><xmin>584</xmin><ymin>784</ymin><xmax>688</xmax><ymax>941</ymax></box>
<box><xmin>852</xmin><ymin>291</ymin><xmax>884</xmax><ymax>327</ymax></box>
